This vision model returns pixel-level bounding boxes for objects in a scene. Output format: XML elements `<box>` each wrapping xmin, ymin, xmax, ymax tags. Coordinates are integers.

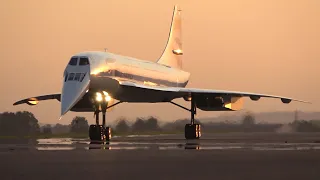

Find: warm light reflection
<box><xmin>224</xmin><ymin>97</ymin><xmax>244</xmax><ymax>111</ymax></box>
<box><xmin>91</xmin><ymin>68</ymin><xmax>105</xmax><ymax>75</ymax></box>
<box><xmin>91</xmin><ymin>66</ymin><xmax>110</xmax><ymax>76</ymax></box>
<box><xmin>224</xmin><ymin>103</ymin><xmax>232</xmax><ymax>109</ymax></box>
<box><xmin>172</xmin><ymin>49</ymin><xmax>183</xmax><ymax>55</ymax></box>
<box><xmin>144</xmin><ymin>81</ymin><xmax>157</xmax><ymax>86</ymax></box>
<box><xmin>27</xmin><ymin>98</ymin><xmax>38</xmax><ymax>105</ymax></box>
<box><xmin>91</xmin><ymin>69</ymin><xmax>101</xmax><ymax>75</ymax></box>
<box><xmin>28</xmin><ymin>100</ymin><xmax>38</xmax><ymax>105</ymax></box>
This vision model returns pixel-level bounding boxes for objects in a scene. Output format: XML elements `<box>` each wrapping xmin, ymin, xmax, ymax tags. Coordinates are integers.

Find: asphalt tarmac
<box><xmin>1</xmin><ymin>133</ymin><xmax>320</xmax><ymax>180</ymax></box>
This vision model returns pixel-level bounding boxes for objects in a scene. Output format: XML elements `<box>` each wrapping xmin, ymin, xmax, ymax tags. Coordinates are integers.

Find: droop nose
<box><xmin>61</xmin><ymin>73</ymin><xmax>90</xmax><ymax>116</ymax></box>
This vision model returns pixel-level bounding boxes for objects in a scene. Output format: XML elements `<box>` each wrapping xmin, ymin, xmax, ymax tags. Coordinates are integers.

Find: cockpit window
<box><xmin>69</xmin><ymin>57</ymin><xmax>78</xmax><ymax>66</ymax></box>
<box><xmin>79</xmin><ymin>57</ymin><xmax>89</xmax><ymax>65</ymax></box>
<box><xmin>68</xmin><ymin>73</ymin><xmax>75</xmax><ymax>81</ymax></box>
<box><xmin>74</xmin><ymin>73</ymin><xmax>81</xmax><ymax>81</ymax></box>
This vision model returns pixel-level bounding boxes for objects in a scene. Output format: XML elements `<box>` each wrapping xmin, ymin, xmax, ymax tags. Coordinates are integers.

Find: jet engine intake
<box><xmin>195</xmin><ymin>96</ymin><xmax>243</xmax><ymax>111</ymax></box>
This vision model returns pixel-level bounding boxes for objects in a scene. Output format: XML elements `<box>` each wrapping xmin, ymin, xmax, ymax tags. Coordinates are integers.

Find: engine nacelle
<box><xmin>196</xmin><ymin>96</ymin><xmax>244</xmax><ymax>111</ymax></box>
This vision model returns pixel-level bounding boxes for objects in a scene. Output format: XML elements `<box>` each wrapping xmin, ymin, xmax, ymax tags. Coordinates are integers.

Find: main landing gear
<box><xmin>170</xmin><ymin>95</ymin><xmax>201</xmax><ymax>140</ymax></box>
<box><xmin>89</xmin><ymin>92</ymin><xmax>122</xmax><ymax>142</ymax></box>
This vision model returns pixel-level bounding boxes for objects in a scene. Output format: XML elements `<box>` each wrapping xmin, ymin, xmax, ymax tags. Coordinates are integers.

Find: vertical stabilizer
<box><xmin>157</xmin><ymin>5</ymin><xmax>183</xmax><ymax>69</ymax></box>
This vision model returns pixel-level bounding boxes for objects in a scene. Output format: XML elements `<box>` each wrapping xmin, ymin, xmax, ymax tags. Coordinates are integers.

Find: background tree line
<box><xmin>0</xmin><ymin>112</ymin><xmax>89</xmax><ymax>136</ymax></box>
<box><xmin>1</xmin><ymin>111</ymin><xmax>320</xmax><ymax>137</ymax></box>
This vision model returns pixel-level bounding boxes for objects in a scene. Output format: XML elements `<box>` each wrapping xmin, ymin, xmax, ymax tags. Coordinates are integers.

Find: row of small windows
<box><xmin>69</xmin><ymin>57</ymin><xmax>90</xmax><ymax>66</ymax></box>
<box><xmin>64</xmin><ymin>72</ymin><xmax>86</xmax><ymax>82</ymax></box>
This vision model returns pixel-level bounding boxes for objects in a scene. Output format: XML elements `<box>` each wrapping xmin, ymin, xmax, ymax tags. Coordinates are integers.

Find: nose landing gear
<box><xmin>89</xmin><ymin>101</ymin><xmax>111</xmax><ymax>141</ymax></box>
<box><xmin>89</xmin><ymin>92</ymin><xmax>121</xmax><ymax>142</ymax></box>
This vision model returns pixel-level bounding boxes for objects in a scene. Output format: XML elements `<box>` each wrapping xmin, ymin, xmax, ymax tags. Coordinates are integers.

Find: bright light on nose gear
<box><xmin>95</xmin><ymin>91</ymin><xmax>112</xmax><ymax>102</ymax></box>
<box><xmin>103</xmin><ymin>91</ymin><xmax>111</xmax><ymax>102</ymax></box>
<box><xmin>96</xmin><ymin>92</ymin><xmax>103</xmax><ymax>102</ymax></box>
<box><xmin>105</xmin><ymin>96</ymin><xmax>111</xmax><ymax>102</ymax></box>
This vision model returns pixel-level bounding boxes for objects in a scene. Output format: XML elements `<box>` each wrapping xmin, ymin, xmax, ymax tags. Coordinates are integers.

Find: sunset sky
<box><xmin>0</xmin><ymin>0</ymin><xmax>319</xmax><ymax>125</ymax></box>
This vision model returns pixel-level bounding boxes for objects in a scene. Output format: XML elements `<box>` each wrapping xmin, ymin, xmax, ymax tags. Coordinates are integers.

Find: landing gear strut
<box><xmin>89</xmin><ymin>101</ymin><xmax>111</xmax><ymax>141</ymax></box>
<box><xmin>170</xmin><ymin>94</ymin><xmax>201</xmax><ymax>140</ymax></box>
<box><xmin>89</xmin><ymin>92</ymin><xmax>122</xmax><ymax>142</ymax></box>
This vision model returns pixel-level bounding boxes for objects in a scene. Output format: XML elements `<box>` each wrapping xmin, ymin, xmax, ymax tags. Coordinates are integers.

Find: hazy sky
<box><xmin>0</xmin><ymin>0</ymin><xmax>319</xmax><ymax>125</ymax></box>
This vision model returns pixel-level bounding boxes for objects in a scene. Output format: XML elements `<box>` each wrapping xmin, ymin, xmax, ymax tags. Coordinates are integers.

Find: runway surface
<box><xmin>1</xmin><ymin>133</ymin><xmax>320</xmax><ymax>180</ymax></box>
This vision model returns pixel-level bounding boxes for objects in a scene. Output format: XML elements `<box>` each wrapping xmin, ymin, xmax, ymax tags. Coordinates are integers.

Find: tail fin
<box><xmin>157</xmin><ymin>5</ymin><xmax>183</xmax><ymax>69</ymax></box>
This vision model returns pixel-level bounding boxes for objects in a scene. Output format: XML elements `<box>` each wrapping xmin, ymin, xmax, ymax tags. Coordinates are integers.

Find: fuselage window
<box><xmin>69</xmin><ymin>57</ymin><xmax>78</xmax><ymax>66</ymax></box>
<box><xmin>68</xmin><ymin>73</ymin><xmax>75</xmax><ymax>81</ymax></box>
<box><xmin>80</xmin><ymin>73</ymin><xmax>86</xmax><ymax>82</ymax></box>
<box><xmin>64</xmin><ymin>74</ymin><xmax>68</xmax><ymax>82</ymax></box>
<box><xmin>79</xmin><ymin>57</ymin><xmax>89</xmax><ymax>65</ymax></box>
<box><xmin>74</xmin><ymin>73</ymin><xmax>81</xmax><ymax>81</ymax></box>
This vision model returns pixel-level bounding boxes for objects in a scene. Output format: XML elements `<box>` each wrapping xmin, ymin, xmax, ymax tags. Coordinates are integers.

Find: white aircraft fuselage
<box><xmin>62</xmin><ymin>51</ymin><xmax>189</xmax><ymax>115</ymax></box>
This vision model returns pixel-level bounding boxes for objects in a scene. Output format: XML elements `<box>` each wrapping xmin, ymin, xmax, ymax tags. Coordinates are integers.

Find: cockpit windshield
<box><xmin>68</xmin><ymin>57</ymin><xmax>78</xmax><ymax>66</ymax></box>
<box><xmin>79</xmin><ymin>57</ymin><xmax>89</xmax><ymax>65</ymax></box>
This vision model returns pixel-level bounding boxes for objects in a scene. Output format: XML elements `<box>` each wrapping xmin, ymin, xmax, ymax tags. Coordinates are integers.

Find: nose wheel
<box><xmin>89</xmin><ymin>93</ymin><xmax>112</xmax><ymax>142</ymax></box>
<box><xmin>89</xmin><ymin>110</ymin><xmax>112</xmax><ymax>141</ymax></box>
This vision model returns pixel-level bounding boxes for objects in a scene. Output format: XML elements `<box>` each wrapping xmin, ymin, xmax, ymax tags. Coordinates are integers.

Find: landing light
<box><xmin>103</xmin><ymin>91</ymin><xmax>112</xmax><ymax>102</ymax></box>
<box><xmin>96</xmin><ymin>91</ymin><xmax>111</xmax><ymax>102</ymax></box>
<box><xmin>96</xmin><ymin>92</ymin><xmax>103</xmax><ymax>102</ymax></box>
<box><xmin>105</xmin><ymin>96</ymin><xmax>111</xmax><ymax>102</ymax></box>
<box><xmin>102</xmin><ymin>91</ymin><xmax>108</xmax><ymax>96</ymax></box>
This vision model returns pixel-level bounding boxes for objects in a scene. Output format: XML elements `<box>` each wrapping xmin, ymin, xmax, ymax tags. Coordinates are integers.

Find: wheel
<box><xmin>89</xmin><ymin>125</ymin><xmax>104</xmax><ymax>141</ymax></box>
<box><xmin>185</xmin><ymin>124</ymin><xmax>201</xmax><ymax>139</ymax></box>
<box><xmin>105</xmin><ymin>127</ymin><xmax>112</xmax><ymax>141</ymax></box>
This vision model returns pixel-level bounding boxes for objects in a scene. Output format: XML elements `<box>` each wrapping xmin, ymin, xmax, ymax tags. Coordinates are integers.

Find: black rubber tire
<box><xmin>185</xmin><ymin>124</ymin><xmax>201</xmax><ymax>139</ymax></box>
<box><xmin>89</xmin><ymin>125</ymin><xmax>104</xmax><ymax>141</ymax></box>
<box><xmin>105</xmin><ymin>127</ymin><xmax>112</xmax><ymax>141</ymax></box>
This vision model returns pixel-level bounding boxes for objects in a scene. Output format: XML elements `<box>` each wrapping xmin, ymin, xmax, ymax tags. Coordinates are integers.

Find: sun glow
<box><xmin>91</xmin><ymin>69</ymin><xmax>102</xmax><ymax>75</ymax></box>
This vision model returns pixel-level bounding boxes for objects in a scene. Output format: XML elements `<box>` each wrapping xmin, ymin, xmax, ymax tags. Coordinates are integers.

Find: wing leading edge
<box><xmin>119</xmin><ymin>81</ymin><xmax>310</xmax><ymax>104</ymax></box>
<box><xmin>178</xmin><ymin>88</ymin><xmax>309</xmax><ymax>104</ymax></box>
<box><xmin>13</xmin><ymin>94</ymin><xmax>61</xmax><ymax>106</ymax></box>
